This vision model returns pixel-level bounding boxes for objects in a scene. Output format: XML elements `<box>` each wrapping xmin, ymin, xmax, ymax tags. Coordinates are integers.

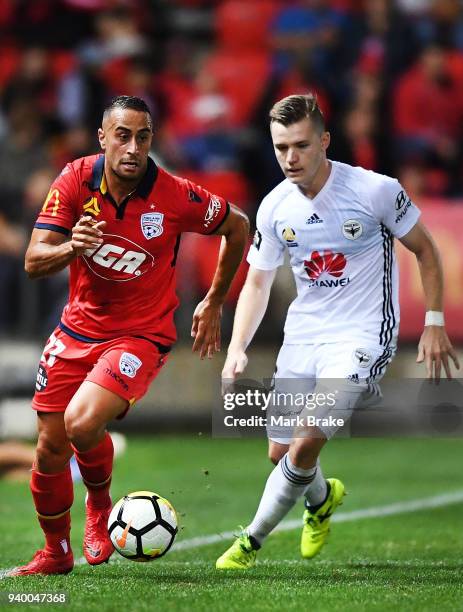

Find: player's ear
<box><xmin>98</xmin><ymin>127</ymin><xmax>106</xmax><ymax>150</ymax></box>
<box><xmin>321</xmin><ymin>131</ymin><xmax>330</xmax><ymax>151</ymax></box>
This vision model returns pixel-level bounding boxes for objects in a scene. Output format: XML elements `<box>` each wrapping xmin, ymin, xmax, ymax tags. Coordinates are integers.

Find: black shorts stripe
<box><xmin>368</xmin><ymin>348</ymin><xmax>393</xmax><ymax>381</ymax></box>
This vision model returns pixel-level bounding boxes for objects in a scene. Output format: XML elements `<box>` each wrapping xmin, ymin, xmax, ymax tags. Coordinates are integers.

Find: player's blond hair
<box><xmin>269</xmin><ymin>94</ymin><xmax>325</xmax><ymax>133</ymax></box>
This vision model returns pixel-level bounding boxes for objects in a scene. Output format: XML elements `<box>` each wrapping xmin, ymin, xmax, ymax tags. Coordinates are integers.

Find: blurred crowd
<box><xmin>1</xmin><ymin>0</ymin><xmax>463</xmax><ymax>339</ymax></box>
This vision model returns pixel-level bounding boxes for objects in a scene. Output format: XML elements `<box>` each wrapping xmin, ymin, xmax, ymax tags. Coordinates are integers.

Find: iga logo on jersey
<box><xmin>119</xmin><ymin>353</ymin><xmax>142</xmax><ymax>378</ymax></box>
<box><xmin>83</xmin><ymin>235</ymin><xmax>155</xmax><ymax>282</ymax></box>
<box><xmin>304</xmin><ymin>250</ymin><xmax>348</xmax><ymax>287</ymax></box>
<box><xmin>141</xmin><ymin>212</ymin><xmax>164</xmax><ymax>239</ymax></box>
<box><xmin>342</xmin><ymin>219</ymin><xmax>363</xmax><ymax>240</ymax></box>
<box><xmin>203</xmin><ymin>196</ymin><xmax>222</xmax><ymax>228</ymax></box>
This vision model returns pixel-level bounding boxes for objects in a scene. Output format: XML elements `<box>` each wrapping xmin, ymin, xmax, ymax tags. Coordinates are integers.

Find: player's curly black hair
<box><xmin>269</xmin><ymin>93</ymin><xmax>325</xmax><ymax>134</ymax></box>
<box><xmin>103</xmin><ymin>95</ymin><xmax>152</xmax><ymax>128</ymax></box>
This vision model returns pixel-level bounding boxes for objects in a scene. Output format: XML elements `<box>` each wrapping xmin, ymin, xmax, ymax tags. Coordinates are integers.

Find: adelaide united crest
<box><xmin>140</xmin><ymin>212</ymin><xmax>164</xmax><ymax>239</ymax></box>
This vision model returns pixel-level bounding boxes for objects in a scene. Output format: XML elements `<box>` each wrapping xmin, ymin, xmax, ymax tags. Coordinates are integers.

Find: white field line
<box><xmin>2</xmin><ymin>489</ymin><xmax>463</xmax><ymax>577</ymax></box>
<box><xmin>172</xmin><ymin>489</ymin><xmax>463</xmax><ymax>551</ymax></box>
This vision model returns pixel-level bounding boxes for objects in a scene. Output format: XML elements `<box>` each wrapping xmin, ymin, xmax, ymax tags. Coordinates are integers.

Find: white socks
<box><xmin>303</xmin><ymin>460</ymin><xmax>327</xmax><ymax>508</ymax></box>
<box><xmin>247</xmin><ymin>453</ymin><xmax>318</xmax><ymax>545</ymax></box>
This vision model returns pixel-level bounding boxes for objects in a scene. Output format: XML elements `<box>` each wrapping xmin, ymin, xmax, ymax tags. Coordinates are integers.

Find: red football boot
<box><xmin>9</xmin><ymin>549</ymin><xmax>74</xmax><ymax>576</ymax></box>
<box><xmin>83</xmin><ymin>499</ymin><xmax>114</xmax><ymax>565</ymax></box>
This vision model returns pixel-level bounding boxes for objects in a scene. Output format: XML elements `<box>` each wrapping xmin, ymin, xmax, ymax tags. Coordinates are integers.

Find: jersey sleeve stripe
<box><xmin>34</xmin><ymin>222</ymin><xmax>70</xmax><ymax>236</ymax></box>
<box><xmin>204</xmin><ymin>201</ymin><xmax>230</xmax><ymax>235</ymax></box>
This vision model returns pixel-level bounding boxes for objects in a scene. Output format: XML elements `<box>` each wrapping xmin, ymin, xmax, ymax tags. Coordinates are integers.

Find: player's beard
<box><xmin>111</xmin><ymin>160</ymin><xmax>147</xmax><ymax>184</ymax></box>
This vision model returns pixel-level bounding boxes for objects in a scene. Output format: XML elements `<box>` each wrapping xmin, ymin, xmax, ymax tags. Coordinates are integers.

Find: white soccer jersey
<box><xmin>247</xmin><ymin>160</ymin><xmax>421</xmax><ymax>347</ymax></box>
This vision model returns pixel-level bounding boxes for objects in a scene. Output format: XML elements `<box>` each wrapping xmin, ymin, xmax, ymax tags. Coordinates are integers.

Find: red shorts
<box><xmin>32</xmin><ymin>326</ymin><xmax>169</xmax><ymax>416</ymax></box>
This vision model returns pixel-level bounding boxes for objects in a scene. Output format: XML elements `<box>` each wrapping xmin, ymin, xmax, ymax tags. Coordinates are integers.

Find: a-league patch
<box><xmin>119</xmin><ymin>353</ymin><xmax>142</xmax><ymax>378</ymax></box>
<box><xmin>352</xmin><ymin>348</ymin><xmax>372</xmax><ymax>368</ymax></box>
<box><xmin>36</xmin><ymin>365</ymin><xmax>48</xmax><ymax>391</ymax></box>
<box><xmin>141</xmin><ymin>212</ymin><xmax>164</xmax><ymax>239</ymax></box>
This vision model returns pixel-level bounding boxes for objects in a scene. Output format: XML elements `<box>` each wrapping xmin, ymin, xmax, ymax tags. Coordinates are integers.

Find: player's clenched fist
<box><xmin>70</xmin><ymin>215</ymin><xmax>107</xmax><ymax>255</ymax></box>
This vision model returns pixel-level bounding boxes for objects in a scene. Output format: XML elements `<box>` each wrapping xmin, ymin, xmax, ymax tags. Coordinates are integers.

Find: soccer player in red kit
<box><xmin>9</xmin><ymin>96</ymin><xmax>249</xmax><ymax>576</ymax></box>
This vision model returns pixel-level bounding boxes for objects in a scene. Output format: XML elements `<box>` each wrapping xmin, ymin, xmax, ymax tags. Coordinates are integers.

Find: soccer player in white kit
<box><xmin>216</xmin><ymin>94</ymin><xmax>459</xmax><ymax>569</ymax></box>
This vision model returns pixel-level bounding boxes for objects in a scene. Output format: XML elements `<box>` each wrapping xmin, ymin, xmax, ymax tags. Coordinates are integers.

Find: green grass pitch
<box><xmin>1</xmin><ymin>436</ymin><xmax>463</xmax><ymax>611</ymax></box>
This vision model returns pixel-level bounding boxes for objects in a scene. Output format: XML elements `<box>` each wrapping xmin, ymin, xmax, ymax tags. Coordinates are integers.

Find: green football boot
<box><xmin>301</xmin><ymin>478</ymin><xmax>346</xmax><ymax>559</ymax></box>
<box><xmin>216</xmin><ymin>531</ymin><xmax>258</xmax><ymax>570</ymax></box>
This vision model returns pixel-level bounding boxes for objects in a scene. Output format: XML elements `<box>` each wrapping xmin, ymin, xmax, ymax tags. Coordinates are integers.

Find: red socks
<box><xmin>72</xmin><ymin>432</ymin><xmax>114</xmax><ymax>508</ymax></box>
<box><xmin>29</xmin><ymin>433</ymin><xmax>113</xmax><ymax>556</ymax></box>
<box><xmin>30</xmin><ymin>466</ymin><xmax>73</xmax><ymax>557</ymax></box>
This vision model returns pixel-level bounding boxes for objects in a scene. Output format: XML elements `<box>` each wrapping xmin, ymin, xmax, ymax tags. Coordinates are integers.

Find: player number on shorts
<box><xmin>41</xmin><ymin>333</ymin><xmax>66</xmax><ymax>367</ymax></box>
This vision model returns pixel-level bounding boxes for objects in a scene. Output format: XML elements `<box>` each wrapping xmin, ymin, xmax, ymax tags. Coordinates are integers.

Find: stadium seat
<box><xmin>214</xmin><ymin>0</ymin><xmax>280</xmax><ymax>51</ymax></box>
<box><xmin>50</xmin><ymin>50</ymin><xmax>77</xmax><ymax>79</ymax></box>
<box><xmin>202</xmin><ymin>50</ymin><xmax>271</xmax><ymax>126</ymax></box>
<box><xmin>0</xmin><ymin>46</ymin><xmax>20</xmax><ymax>88</ymax></box>
<box><xmin>99</xmin><ymin>57</ymin><xmax>130</xmax><ymax>95</ymax></box>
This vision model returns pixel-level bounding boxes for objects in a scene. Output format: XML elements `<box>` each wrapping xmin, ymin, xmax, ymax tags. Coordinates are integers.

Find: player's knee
<box><xmin>64</xmin><ymin>411</ymin><xmax>99</xmax><ymax>450</ymax></box>
<box><xmin>35</xmin><ymin>436</ymin><xmax>71</xmax><ymax>473</ymax></box>
<box><xmin>290</xmin><ymin>437</ymin><xmax>321</xmax><ymax>469</ymax></box>
<box><xmin>268</xmin><ymin>446</ymin><xmax>285</xmax><ymax>465</ymax></box>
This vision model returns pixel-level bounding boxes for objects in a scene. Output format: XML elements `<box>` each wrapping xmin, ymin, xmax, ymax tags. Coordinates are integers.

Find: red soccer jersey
<box><xmin>35</xmin><ymin>154</ymin><xmax>229</xmax><ymax>347</ymax></box>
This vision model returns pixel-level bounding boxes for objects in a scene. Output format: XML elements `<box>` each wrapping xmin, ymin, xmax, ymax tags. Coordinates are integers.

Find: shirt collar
<box><xmin>90</xmin><ymin>154</ymin><xmax>158</xmax><ymax>199</ymax></box>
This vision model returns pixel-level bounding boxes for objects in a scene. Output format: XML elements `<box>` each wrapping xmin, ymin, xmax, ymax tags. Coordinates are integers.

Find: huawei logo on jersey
<box><xmin>304</xmin><ymin>250</ymin><xmax>346</xmax><ymax>279</ymax></box>
<box><xmin>83</xmin><ymin>234</ymin><xmax>155</xmax><ymax>281</ymax></box>
<box><xmin>304</xmin><ymin>250</ymin><xmax>350</xmax><ymax>288</ymax></box>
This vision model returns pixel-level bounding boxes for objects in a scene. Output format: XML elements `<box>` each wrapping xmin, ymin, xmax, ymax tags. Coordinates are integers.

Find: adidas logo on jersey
<box><xmin>306</xmin><ymin>213</ymin><xmax>323</xmax><ymax>225</ymax></box>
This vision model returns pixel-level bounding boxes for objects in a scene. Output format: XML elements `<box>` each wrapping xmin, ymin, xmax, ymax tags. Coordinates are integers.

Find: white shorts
<box><xmin>267</xmin><ymin>342</ymin><xmax>395</xmax><ymax>443</ymax></box>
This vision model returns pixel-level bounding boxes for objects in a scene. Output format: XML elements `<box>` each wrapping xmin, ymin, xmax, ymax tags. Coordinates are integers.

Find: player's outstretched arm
<box><xmin>191</xmin><ymin>204</ymin><xmax>249</xmax><ymax>359</ymax></box>
<box><xmin>25</xmin><ymin>216</ymin><xmax>107</xmax><ymax>279</ymax></box>
<box><xmin>222</xmin><ymin>266</ymin><xmax>277</xmax><ymax>386</ymax></box>
<box><xmin>399</xmin><ymin>221</ymin><xmax>460</xmax><ymax>381</ymax></box>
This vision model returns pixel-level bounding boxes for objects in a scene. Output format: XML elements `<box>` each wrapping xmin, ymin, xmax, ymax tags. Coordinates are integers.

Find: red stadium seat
<box><xmin>0</xmin><ymin>46</ymin><xmax>20</xmax><ymax>88</ymax></box>
<box><xmin>202</xmin><ymin>50</ymin><xmax>271</xmax><ymax>126</ymax></box>
<box><xmin>214</xmin><ymin>0</ymin><xmax>280</xmax><ymax>51</ymax></box>
<box><xmin>99</xmin><ymin>58</ymin><xmax>130</xmax><ymax>95</ymax></box>
<box><xmin>50</xmin><ymin>50</ymin><xmax>77</xmax><ymax>79</ymax></box>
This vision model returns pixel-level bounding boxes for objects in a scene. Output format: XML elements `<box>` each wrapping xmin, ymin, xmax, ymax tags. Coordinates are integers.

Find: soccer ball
<box><xmin>108</xmin><ymin>491</ymin><xmax>178</xmax><ymax>561</ymax></box>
